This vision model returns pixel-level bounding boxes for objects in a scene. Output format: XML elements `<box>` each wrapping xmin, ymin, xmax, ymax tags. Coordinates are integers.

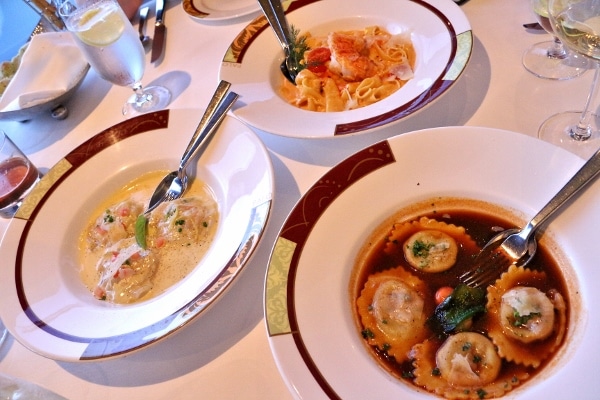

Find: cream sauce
<box><xmin>78</xmin><ymin>170</ymin><xmax>219</xmax><ymax>304</ymax></box>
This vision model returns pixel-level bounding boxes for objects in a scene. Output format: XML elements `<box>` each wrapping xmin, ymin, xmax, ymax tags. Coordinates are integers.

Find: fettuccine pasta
<box><xmin>280</xmin><ymin>26</ymin><xmax>415</xmax><ymax>112</ymax></box>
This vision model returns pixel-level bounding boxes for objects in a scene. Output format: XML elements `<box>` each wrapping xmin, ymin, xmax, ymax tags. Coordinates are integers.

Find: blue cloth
<box><xmin>0</xmin><ymin>1</ymin><xmax>41</xmax><ymax>62</ymax></box>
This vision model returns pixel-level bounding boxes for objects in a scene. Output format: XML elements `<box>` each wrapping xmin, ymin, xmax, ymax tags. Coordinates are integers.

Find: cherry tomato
<box><xmin>435</xmin><ymin>286</ymin><xmax>454</xmax><ymax>305</ymax></box>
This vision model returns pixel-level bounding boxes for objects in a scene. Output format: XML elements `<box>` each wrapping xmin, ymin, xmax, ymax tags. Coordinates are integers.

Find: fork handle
<box><xmin>525</xmin><ymin>147</ymin><xmax>600</xmax><ymax>238</ymax></box>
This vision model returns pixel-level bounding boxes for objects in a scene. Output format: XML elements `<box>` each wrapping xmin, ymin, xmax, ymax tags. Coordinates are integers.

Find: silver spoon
<box><xmin>135</xmin><ymin>82</ymin><xmax>238</xmax><ymax>248</ymax></box>
<box><xmin>144</xmin><ymin>80</ymin><xmax>235</xmax><ymax>216</ymax></box>
<box><xmin>149</xmin><ymin>90</ymin><xmax>238</xmax><ymax>210</ymax></box>
<box><xmin>138</xmin><ymin>6</ymin><xmax>151</xmax><ymax>50</ymax></box>
<box><xmin>257</xmin><ymin>0</ymin><xmax>298</xmax><ymax>84</ymax></box>
<box><xmin>460</xmin><ymin>147</ymin><xmax>600</xmax><ymax>288</ymax></box>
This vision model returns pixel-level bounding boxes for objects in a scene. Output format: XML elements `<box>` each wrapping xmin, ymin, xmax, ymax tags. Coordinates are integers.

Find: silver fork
<box><xmin>460</xmin><ymin>145</ymin><xmax>600</xmax><ymax>288</ymax></box>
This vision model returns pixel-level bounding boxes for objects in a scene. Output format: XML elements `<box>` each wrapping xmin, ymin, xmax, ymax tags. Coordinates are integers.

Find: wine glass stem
<box><xmin>132</xmin><ymin>81</ymin><xmax>152</xmax><ymax>106</ymax></box>
<box><xmin>547</xmin><ymin>37</ymin><xmax>568</xmax><ymax>60</ymax></box>
<box><xmin>571</xmin><ymin>64</ymin><xmax>600</xmax><ymax>141</ymax></box>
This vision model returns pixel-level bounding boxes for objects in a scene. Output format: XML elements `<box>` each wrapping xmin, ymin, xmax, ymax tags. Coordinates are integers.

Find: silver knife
<box><xmin>151</xmin><ymin>0</ymin><xmax>166</xmax><ymax>63</ymax></box>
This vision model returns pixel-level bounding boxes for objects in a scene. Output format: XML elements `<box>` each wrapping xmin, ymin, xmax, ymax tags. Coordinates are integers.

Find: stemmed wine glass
<box><xmin>539</xmin><ymin>0</ymin><xmax>600</xmax><ymax>158</ymax></box>
<box><xmin>0</xmin><ymin>319</ymin><xmax>6</xmax><ymax>350</ymax></box>
<box><xmin>58</xmin><ymin>0</ymin><xmax>171</xmax><ymax>116</ymax></box>
<box><xmin>523</xmin><ymin>0</ymin><xmax>589</xmax><ymax>79</ymax></box>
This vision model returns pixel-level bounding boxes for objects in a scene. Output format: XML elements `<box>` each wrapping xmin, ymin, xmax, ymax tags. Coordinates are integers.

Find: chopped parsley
<box><xmin>103</xmin><ymin>210</ymin><xmax>115</xmax><ymax>223</ymax></box>
<box><xmin>410</xmin><ymin>239</ymin><xmax>435</xmax><ymax>258</ymax></box>
<box><xmin>512</xmin><ymin>309</ymin><xmax>542</xmax><ymax>327</ymax></box>
<box><xmin>361</xmin><ymin>328</ymin><xmax>375</xmax><ymax>339</ymax></box>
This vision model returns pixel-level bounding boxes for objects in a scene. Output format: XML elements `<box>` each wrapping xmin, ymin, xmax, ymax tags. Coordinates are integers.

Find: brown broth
<box><xmin>350</xmin><ymin>198</ymin><xmax>570</xmax><ymax>396</ymax></box>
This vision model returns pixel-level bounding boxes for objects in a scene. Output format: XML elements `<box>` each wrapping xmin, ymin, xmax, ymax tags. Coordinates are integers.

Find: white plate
<box><xmin>0</xmin><ymin>109</ymin><xmax>274</xmax><ymax>361</ymax></box>
<box><xmin>220</xmin><ymin>0</ymin><xmax>472</xmax><ymax>138</ymax></box>
<box><xmin>182</xmin><ymin>0</ymin><xmax>260</xmax><ymax>21</ymax></box>
<box><xmin>265</xmin><ymin>126</ymin><xmax>599</xmax><ymax>398</ymax></box>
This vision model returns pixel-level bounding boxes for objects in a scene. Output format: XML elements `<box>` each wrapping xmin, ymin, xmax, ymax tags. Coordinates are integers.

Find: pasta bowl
<box><xmin>0</xmin><ymin>109</ymin><xmax>274</xmax><ymax>361</ymax></box>
<box><xmin>220</xmin><ymin>0</ymin><xmax>472</xmax><ymax>138</ymax></box>
<box><xmin>265</xmin><ymin>126</ymin><xmax>597</xmax><ymax>398</ymax></box>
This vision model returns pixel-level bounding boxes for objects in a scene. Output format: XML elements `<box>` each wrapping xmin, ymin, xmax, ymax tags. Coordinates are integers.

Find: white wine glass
<box><xmin>58</xmin><ymin>0</ymin><xmax>171</xmax><ymax>116</ymax></box>
<box><xmin>523</xmin><ymin>0</ymin><xmax>589</xmax><ymax>80</ymax></box>
<box><xmin>0</xmin><ymin>319</ymin><xmax>7</xmax><ymax>350</ymax></box>
<box><xmin>539</xmin><ymin>0</ymin><xmax>600</xmax><ymax>158</ymax></box>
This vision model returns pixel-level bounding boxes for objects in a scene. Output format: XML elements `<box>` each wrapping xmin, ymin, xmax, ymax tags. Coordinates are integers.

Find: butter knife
<box><xmin>151</xmin><ymin>0</ymin><xmax>166</xmax><ymax>62</ymax></box>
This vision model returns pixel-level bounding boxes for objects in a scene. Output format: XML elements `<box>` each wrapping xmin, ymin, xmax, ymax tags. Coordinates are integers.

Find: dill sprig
<box><xmin>288</xmin><ymin>25</ymin><xmax>310</xmax><ymax>74</ymax></box>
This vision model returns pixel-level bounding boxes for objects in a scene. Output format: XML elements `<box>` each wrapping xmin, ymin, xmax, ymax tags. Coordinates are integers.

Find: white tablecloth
<box><xmin>0</xmin><ymin>0</ymin><xmax>596</xmax><ymax>398</ymax></box>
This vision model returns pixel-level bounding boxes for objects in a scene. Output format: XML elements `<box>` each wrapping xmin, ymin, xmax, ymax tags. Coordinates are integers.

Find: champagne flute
<box><xmin>58</xmin><ymin>0</ymin><xmax>171</xmax><ymax>116</ymax></box>
<box><xmin>523</xmin><ymin>0</ymin><xmax>589</xmax><ymax>80</ymax></box>
<box><xmin>539</xmin><ymin>0</ymin><xmax>600</xmax><ymax>158</ymax></box>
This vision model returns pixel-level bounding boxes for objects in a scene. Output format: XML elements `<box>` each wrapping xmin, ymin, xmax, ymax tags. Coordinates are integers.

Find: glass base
<box><xmin>539</xmin><ymin>111</ymin><xmax>600</xmax><ymax>158</ymax></box>
<box><xmin>0</xmin><ymin>319</ymin><xmax>7</xmax><ymax>350</ymax></box>
<box><xmin>523</xmin><ymin>41</ymin><xmax>589</xmax><ymax>80</ymax></box>
<box><xmin>122</xmin><ymin>85</ymin><xmax>172</xmax><ymax>117</ymax></box>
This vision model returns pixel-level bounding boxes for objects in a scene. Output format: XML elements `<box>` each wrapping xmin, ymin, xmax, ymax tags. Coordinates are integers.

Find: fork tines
<box><xmin>459</xmin><ymin>248</ymin><xmax>514</xmax><ymax>288</ymax></box>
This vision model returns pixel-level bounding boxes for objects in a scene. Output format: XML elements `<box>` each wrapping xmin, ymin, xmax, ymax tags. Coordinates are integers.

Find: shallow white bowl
<box><xmin>265</xmin><ymin>126</ymin><xmax>597</xmax><ymax>398</ymax></box>
<box><xmin>220</xmin><ymin>0</ymin><xmax>472</xmax><ymax>138</ymax></box>
<box><xmin>0</xmin><ymin>108</ymin><xmax>274</xmax><ymax>361</ymax></box>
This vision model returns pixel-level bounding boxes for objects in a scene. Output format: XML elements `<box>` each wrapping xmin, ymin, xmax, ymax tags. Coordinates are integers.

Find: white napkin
<box><xmin>0</xmin><ymin>32</ymin><xmax>88</xmax><ymax>112</ymax></box>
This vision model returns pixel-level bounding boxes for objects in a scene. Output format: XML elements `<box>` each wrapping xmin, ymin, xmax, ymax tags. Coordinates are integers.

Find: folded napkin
<box><xmin>0</xmin><ymin>32</ymin><xmax>87</xmax><ymax>112</ymax></box>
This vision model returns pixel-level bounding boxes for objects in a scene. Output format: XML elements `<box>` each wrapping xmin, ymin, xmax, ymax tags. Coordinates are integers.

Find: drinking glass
<box><xmin>58</xmin><ymin>0</ymin><xmax>171</xmax><ymax>116</ymax></box>
<box><xmin>0</xmin><ymin>131</ymin><xmax>40</xmax><ymax>218</ymax></box>
<box><xmin>539</xmin><ymin>0</ymin><xmax>600</xmax><ymax>158</ymax></box>
<box><xmin>523</xmin><ymin>0</ymin><xmax>589</xmax><ymax>79</ymax></box>
<box><xmin>0</xmin><ymin>319</ymin><xmax>6</xmax><ymax>350</ymax></box>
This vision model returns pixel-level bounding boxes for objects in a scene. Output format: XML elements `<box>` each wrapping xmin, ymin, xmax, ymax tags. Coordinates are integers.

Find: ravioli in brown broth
<box><xmin>349</xmin><ymin>197</ymin><xmax>574</xmax><ymax>399</ymax></box>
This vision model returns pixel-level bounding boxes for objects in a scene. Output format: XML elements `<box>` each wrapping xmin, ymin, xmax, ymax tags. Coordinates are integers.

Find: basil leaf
<box><xmin>135</xmin><ymin>214</ymin><xmax>148</xmax><ymax>249</ymax></box>
<box><xmin>427</xmin><ymin>284</ymin><xmax>486</xmax><ymax>336</ymax></box>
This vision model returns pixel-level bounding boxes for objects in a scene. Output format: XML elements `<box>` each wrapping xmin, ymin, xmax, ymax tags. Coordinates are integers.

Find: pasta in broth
<box><xmin>351</xmin><ymin>198</ymin><xmax>570</xmax><ymax>399</ymax></box>
<box><xmin>280</xmin><ymin>26</ymin><xmax>416</xmax><ymax>112</ymax></box>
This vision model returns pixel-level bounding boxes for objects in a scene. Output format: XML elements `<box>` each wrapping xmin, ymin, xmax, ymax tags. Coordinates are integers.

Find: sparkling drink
<box><xmin>63</xmin><ymin>0</ymin><xmax>145</xmax><ymax>86</ymax></box>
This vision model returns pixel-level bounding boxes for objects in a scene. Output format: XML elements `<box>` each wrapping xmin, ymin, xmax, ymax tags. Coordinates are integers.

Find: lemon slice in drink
<box><xmin>75</xmin><ymin>5</ymin><xmax>125</xmax><ymax>47</ymax></box>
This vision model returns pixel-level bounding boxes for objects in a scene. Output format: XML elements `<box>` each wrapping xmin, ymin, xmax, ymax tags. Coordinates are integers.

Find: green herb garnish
<box><xmin>427</xmin><ymin>284</ymin><xmax>486</xmax><ymax>336</ymax></box>
<box><xmin>289</xmin><ymin>25</ymin><xmax>310</xmax><ymax>75</ymax></box>
<box><xmin>410</xmin><ymin>239</ymin><xmax>435</xmax><ymax>258</ymax></box>
<box><xmin>103</xmin><ymin>210</ymin><xmax>114</xmax><ymax>223</ymax></box>
<box><xmin>512</xmin><ymin>310</ymin><xmax>542</xmax><ymax>327</ymax></box>
<box><xmin>135</xmin><ymin>214</ymin><xmax>148</xmax><ymax>249</ymax></box>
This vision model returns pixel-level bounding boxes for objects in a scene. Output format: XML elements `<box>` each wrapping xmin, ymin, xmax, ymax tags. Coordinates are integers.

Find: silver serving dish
<box><xmin>0</xmin><ymin>63</ymin><xmax>89</xmax><ymax>122</ymax></box>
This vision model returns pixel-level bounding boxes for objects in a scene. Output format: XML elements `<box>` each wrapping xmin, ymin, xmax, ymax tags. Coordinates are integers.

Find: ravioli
<box><xmin>356</xmin><ymin>267</ymin><xmax>431</xmax><ymax>363</ymax></box>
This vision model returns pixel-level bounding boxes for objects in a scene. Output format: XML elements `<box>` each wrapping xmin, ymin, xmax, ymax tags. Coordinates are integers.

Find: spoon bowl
<box><xmin>143</xmin><ymin>81</ymin><xmax>237</xmax><ymax>215</ymax></box>
<box><xmin>258</xmin><ymin>0</ymin><xmax>298</xmax><ymax>84</ymax></box>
